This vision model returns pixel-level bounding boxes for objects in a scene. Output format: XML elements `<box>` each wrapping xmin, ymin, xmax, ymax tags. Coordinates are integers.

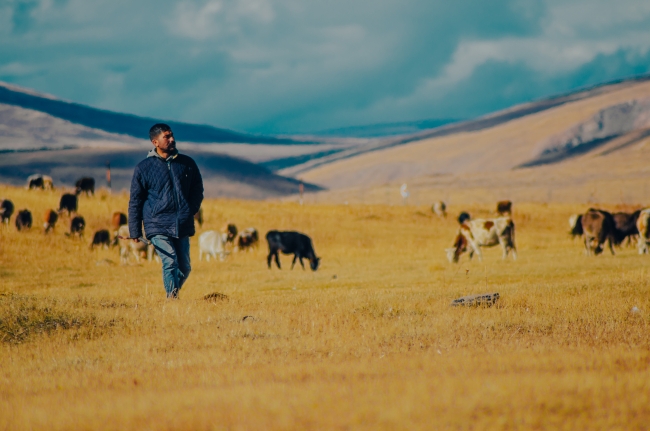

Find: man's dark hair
<box><xmin>149</xmin><ymin>123</ymin><xmax>172</xmax><ymax>141</ymax></box>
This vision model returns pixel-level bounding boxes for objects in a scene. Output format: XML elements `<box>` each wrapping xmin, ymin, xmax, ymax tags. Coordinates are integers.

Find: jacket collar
<box><xmin>148</xmin><ymin>148</ymin><xmax>179</xmax><ymax>162</ymax></box>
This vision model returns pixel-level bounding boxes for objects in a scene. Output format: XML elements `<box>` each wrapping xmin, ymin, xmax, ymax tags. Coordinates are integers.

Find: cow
<box><xmin>611</xmin><ymin>210</ymin><xmax>640</xmax><ymax>247</ymax></box>
<box><xmin>194</xmin><ymin>208</ymin><xmax>203</xmax><ymax>228</ymax></box>
<box><xmin>446</xmin><ymin>218</ymin><xmax>517</xmax><ymax>263</ymax></box>
<box><xmin>636</xmin><ymin>209</ymin><xmax>650</xmax><ymax>254</ymax></box>
<box><xmin>266</xmin><ymin>230</ymin><xmax>320</xmax><ymax>271</ymax></box>
<box><xmin>43</xmin><ymin>209</ymin><xmax>58</xmax><ymax>234</ymax></box>
<box><xmin>0</xmin><ymin>199</ymin><xmax>14</xmax><ymax>226</ymax></box>
<box><xmin>223</xmin><ymin>223</ymin><xmax>238</xmax><ymax>245</ymax></box>
<box><xmin>236</xmin><ymin>227</ymin><xmax>259</xmax><ymax>252</ymax></box>
<box><xmin>111</xmin><ymin>212</ymin><xmax>127</xmax><ymax>232</ymax></box>
<box><xmin>89</xmin><ymin>229</ymin><xmax>112</xmax><ymax>250</ymax></box>
<box><xmin>58</xmin><ymin>193</ymin><xmax>78</xmax><ymax>216</ymax></box>
<box><xmin>15</xmin><ymin>209</ymin><xmax>32</xmax><ymax>231</ymax></box>
<box><xmin>116</xmin><ymin>225</ymin><xmax>156</xmax><ymax>263</ymax></box>
<box><xmin>198</xmin><ymin>230</ymin><xmax>227</xmax><ymax>261</ymax></box>
<box><xmin>67</xmin><ymin>216</ymin><xmax>85</xmax><ymax>238</ymax></box>
<box><xmin>569</xmin><ymin>214</ymin><xmax>583</xmax><ymax>238</ymax></box>
<box><xmin>26</xmin><ymin>174</ymin><xmax>54</xmax><ymax>190</ymax></box>
<box><xmin>581</xmin><ymin>209</ymin><xmax>616</xmax><ymax>256</ymax></box>
<box><xmin>75</xmin><ymin>177</ymin><xmax>95</xmax><ymax>196</ymax></box>
<box><xmin>497</xmin><ymin>200</ymin><xmax>512</xmax><ymax>216</ymax></box>
<box><xmin>432</xmin><ymin>201</ymin><xmax>447</xmax><ymax>218</ymax></box>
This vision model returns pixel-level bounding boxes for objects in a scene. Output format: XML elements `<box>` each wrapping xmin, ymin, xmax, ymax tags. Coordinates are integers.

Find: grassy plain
<box><xmin>1</xmin><ymin>184</ymin><xmax>650</xmax><ymax>430</ymax></box>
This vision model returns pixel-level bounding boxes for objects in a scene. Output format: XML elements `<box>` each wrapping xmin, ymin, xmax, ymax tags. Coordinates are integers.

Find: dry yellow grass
<box><xmin>1</xmin><ymin>184</ymin><xmax>650</xmax><ymax>430</ymax></box>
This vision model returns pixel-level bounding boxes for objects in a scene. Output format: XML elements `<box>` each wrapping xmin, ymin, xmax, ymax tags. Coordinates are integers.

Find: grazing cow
<box><xmin>67</xmin><ymin>216</ymin><xmax>85</xmax><ymax>238</ymax></box>
<box><xmin>43</xmin><ymin>209</ymin><xmax>58</xmax><ymax>233</ymax></box>
<box><xmin>457</xmin><ymin>212</ymin><xmax>471</xmax><ymax>225</ymax></box>
<box><xmin>497</xmin><ymin>200</ymin><xmax>512</xmax><ymax>216</ymax></box>
<box><xmin>266</xmin><ymin>230</ymin><xmax>320</xmax><ymax>271</ymax></box>
<box><xmin>42</xmin><ymin>175</ymin><xmax>54</xmax><ymax>190</ymax></box>
<box><xmin>446</xmin><ymin>218</ymin><xmax>517</xmax><ymax>263</ymax></box>
<box><xmin>223</xmin><ymin>223</ymin><xmax>238</xmax><ymax>245</ymax></box>
<box><xmin>569</xmin><ymin>214</ymin><xmax>583</xmax><ymax>238</ymax></box>
<box><xmin>0</xmin><ymin>199</ymin><xmax>14</xmax><ymax>226</ymax></box>
<box><xmin>111</xmin><ymin>212</ymin><xmax>127</xmax><ymax>232</ymax></box>
<box><xmin>636</xmin><ymin>209</ymin><xmax>650</xmax><ymax>254</ymax></box>
<box><xmin>236</xmin><ymin>227</ymin><xmax>259</xmax><ymax>252</ymax></box>
<box><xmin>611</xmin><ymin>210</ymin><xmax>640</xmax><ymax>246</ymax></box>
<box><xmin>15</xmin><ymin>209</ymin><xmax>32</xmax><ymax>231</ymax></box>
<box><xmin>75</xmin><ymin>177</ymin><xmax>95</xmax><ymax>196</ymax></box>
<box><xmin>198</xmin><ymin>230</ymin><xmax>227</xmax><ymax>261</ymax></box>
<box><xmin>116</xmin><ymin>225</ymin><xmax>156</xmax><ymax>263</ymax></box>
<box><xmin>581</xmin><ymin>209</ymin><xmax>616</xmax><ymax>256</ymax></box>
<box><xmin>194</xmin><ymin>207</ymin><xmax>203</xmax><ymax>227</ymax></box>
<box><xmin>432</xmin><ymin>201</ymin><xmax>447</xmax><ymax>218</ymax></box>
<box><xmin>58</xmin><ymin>193</ymin><xmax>78</xmax><ymax>216</ymax></box>
<box><xmin>89</xmin><ymin>229</ymin><xmax>111</xmax><ymax>250</ymax></box>
<box><xmin>26</xmin><ymin>174</ymin><xmax>44</xmax><ymax>190</ymax></box>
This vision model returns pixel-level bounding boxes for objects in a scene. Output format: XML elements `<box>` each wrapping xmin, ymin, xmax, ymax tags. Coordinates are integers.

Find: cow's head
<box><xmin>310</xmin><ymin>257</ymin><xmax>321</xmax><ymax>271</ymax></box>
<box><xmin>446</xmin><ymin>232</ymin><xmax>467</xmax><ymax>263</ymax></box>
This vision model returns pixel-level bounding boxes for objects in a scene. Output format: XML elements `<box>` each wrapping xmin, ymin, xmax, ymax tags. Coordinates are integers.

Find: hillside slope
<box><xmin>291</xmin><ymin>78</ymin><xmax>650</xmax><ymax>192</ymax></box>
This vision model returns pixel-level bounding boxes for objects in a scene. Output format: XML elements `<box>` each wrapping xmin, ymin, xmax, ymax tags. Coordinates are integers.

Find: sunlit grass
<box><xmin>1</xmin><ymin>184</ymin><xmax>649</xmax><ymax>430</ymax></box>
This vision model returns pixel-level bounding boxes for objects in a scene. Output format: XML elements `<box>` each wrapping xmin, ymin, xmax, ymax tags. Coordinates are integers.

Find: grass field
<box><xmin>1</xmin><ymin>184</ymin><xmax>650</xmax><ymax>430</ymax></box>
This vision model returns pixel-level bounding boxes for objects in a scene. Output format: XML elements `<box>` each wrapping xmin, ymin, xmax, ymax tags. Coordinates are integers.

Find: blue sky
<box><xmin>1</xmin><ymin>0</ymin><xmax>650</xmax><ymax>134</ymax></box>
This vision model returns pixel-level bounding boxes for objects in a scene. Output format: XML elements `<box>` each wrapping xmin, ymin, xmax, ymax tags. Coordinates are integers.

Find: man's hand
<box><xmin>117</xmin><ymin>235</ymin><xmax>141</xmax><ymax>243</ymax></box>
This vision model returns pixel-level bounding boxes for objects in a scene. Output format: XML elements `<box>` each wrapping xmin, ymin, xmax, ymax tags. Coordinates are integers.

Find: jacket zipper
<box><xmin>166</xmin><ymin>160</ymin><xmax>180</xmax><ymax>237</ymax></box>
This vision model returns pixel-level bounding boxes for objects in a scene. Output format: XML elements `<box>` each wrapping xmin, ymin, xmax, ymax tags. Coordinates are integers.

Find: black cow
<box><xmin>75</xmin><ymin>177</ymin><xmax>95</xmax><ymax>196</ymax></box>
<box><xmin>58</xmin><ymin>193</ymin><xmax>78</xmax><ymax>216</ymax></box>
<box><xmin>1</xmin><ymin>199</ymin><xmax>14</xmax><ymax>225</ymax></box>
<box><xmin>15</xmin><ymin>209</ymin><xmax>32</xmax><ymax>231</ymax></box>
<box><xmin>90</xmin><ymin>229</ymin><xmax>111</xmax><ymax>250</ymax></box>
<box><xmin>67</xmin><ymin>216</ymin><xmax>85</xmax><ymax>238</ymax></box>
<box><xmin>612</xmin><ymin>210</ymin><xmax>640</xmax><ymax>246</ymax></box>
<box><xmin>266</xmin><ymin>230</ymin><xmax>320</xmax><ymax>271</ymax></box>
<box><xmin>27</xmin><ymin>175</ymin><xmax>44</xmax><ymax>190</ymax></box>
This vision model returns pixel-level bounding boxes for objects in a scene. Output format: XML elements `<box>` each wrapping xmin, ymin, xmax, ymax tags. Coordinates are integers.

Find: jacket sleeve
<box><xmin>128</xmin><ymin>165</ymin><xmax>146</xmax><ymax>238</ymax></box>
<box><xmin>189</xmin><ymin>159</ymin><xmax>204</xmax><ymax>215</ymax></box>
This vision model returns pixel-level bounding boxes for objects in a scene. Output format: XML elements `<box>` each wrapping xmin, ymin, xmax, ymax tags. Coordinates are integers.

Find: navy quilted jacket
<box><xmin>128</xmin><ymin>149</ymin><xmax>204</xmax><ymax>239</ymax></box>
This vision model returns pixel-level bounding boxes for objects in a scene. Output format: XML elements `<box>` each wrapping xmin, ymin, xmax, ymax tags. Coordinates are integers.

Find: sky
<box><xmin>1</xmin><ymin>0</ymin><xmax>650</xmax><ymax>135</ymax></box>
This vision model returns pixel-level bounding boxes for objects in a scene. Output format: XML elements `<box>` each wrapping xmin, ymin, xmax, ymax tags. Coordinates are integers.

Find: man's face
<box><xmin>152</xmin><ymin>130</ymin><xmax>176</xmax><ymax>153</ymax></box>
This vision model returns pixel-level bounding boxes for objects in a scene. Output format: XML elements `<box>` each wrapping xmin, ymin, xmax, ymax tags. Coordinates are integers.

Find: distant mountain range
<box><xmin>313</xmin><ymin>119</ymin><xmax>459</xmax><ymax>138</ymax></box>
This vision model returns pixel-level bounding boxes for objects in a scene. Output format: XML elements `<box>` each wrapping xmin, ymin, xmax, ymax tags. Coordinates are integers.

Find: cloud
<box><xmin>0</xmin><ymin>0</ymin><xmax>649</xmax><ymax>134</ymax></box>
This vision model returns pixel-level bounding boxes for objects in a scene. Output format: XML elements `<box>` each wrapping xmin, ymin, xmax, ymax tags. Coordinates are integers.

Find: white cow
<box><xmin>636</xmin><ymin>209</ymin><xmax>650</xmax><ymax>254</ymax></box>
<box><xmin>199</xmin><ymin>230</ymin><xmax>228</xmax><ymax>261</ymax></box>
<box><xmin>432</xmin><ymin>201</ymin><xmax>447</xmax><ymax>218</ymax></box>
<box><xmin>117</xmin><ymin>225</ymin><xmax>156</xmax><ymax>264</ymax></box>
<box><xmin>446</xmin><ymin>217</ymin><xmax>517</xmax><ymax>263</ymax></box>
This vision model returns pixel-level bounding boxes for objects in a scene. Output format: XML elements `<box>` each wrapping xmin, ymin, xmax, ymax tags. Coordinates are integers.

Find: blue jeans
<box><xmin>149</xmin><ymin>235</ymin><xmax>191</xmax><ymax>298</ymax></box>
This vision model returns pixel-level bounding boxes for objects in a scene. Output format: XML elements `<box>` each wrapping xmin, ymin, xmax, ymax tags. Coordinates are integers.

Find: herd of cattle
<box><xmin>0</xmin><ymin>175</ymin><xmax>321</xmax><ymax>271</ymax></box>
<box><xmin>3</xmin><ymin>175</ymin><xmax>650</xmax><ymax>269</ymax></box>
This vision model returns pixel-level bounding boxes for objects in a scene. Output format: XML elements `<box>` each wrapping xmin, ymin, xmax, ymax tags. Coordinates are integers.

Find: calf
<box><xmin>612</xmin><ymin>210</ymin><xmax>640</xmax><ymax>246</ymax></box>
<box><xmin>266</xmin><ymin>230</ymin><xmax>320</xmax><ymax>271</ymax></box>
<box><xmin>446</xmin><ymin>218</ymin><xmax>516</xmax><ymax>263</ymax></box>
<box><xmin>75</xmin><ymin>177</ymin><xmax>95</xmax><ymax>196</ymax></box>
<box><xmin>496</xmin><ymin>200</ymin><xmax>512</xmax><ymax>216</ymax></box>
<box><xmin>198</xmin><ymin>230</ymin><xmax>227</xmax><ymax>261</ymax></box>
<box><xmin>90</xmin><ymin>229</ymin><xmax>111</xmax><ymax>250</ymax></box>
<box><xmin>636</xmin><ymin>209</ymin><xmax>650</xmax><ymax>254</ymax></box>
<box><xmin>67</xmin><ymin>216</ymin><xmax>86</xmax><ymax>238</ymax></box>
<box><xmin>43</xmin><ymin>209</ymin><xmax>58</xmax><ymax>233</ymax></box>
<box><xmin>15</xmin><ymin>209</ymin><xmax>32</xmax><ymax>231</ymax></box>
<box><xmin>58</xmin><ymin>193</ymin><xmax>78</xmax><ymax>216</ymax></box>
<box><xmin>236</xmin><ymin>227</ymin><xmax>259</xmax><ymax>252</ymax></box>
<box><xmin>1</xmin><ymin>199</ymin><xmax>14</xmax><ymax>226</ymax></box>
<box><xmin>569</xmin><ymin>214</ymin><xmax>583</xmax><ymax>238</ymax></box>
<box><xmin>581</xmin><ymin>209</ymin><xmax>615</xmax><ymax>256</ymax></box>
<box><xmin>432</xmin><ymin>201</ymin><xmax>447</xmax><ymax>218</ymax></box>
<box><xmin>116</xmin><ymin>225</ymin><xmax>156</xmax><ymax>263</ymax></box>
<box><xmin>223</xmin><ymin>223</ymin><xmax>238</xmax><ymax>244</ymax></box>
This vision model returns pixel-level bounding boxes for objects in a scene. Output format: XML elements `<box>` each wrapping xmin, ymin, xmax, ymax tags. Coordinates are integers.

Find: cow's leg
<box><xmin>267</xmin><ymin>251</ymin><xmax>273</xmax><ymax>268</ymax></box>
<box><xmin>608</xmin><ymin>237</ymin><xmax>615</xmax><ymax>255</ymax></box>
<box><xmin>637</xmin><ymin>236</ymin><xmax>646</xmax><ymax>254</ymax></box>
<box><xmin>274</xmin><ymin>252</ymin><xmax>281</xmax><ymax>269</ymax></box>
<box><xmin>291</xmin><ymin>255</ymin><xmax>298</xmax><ymax>269</ymax></box>
<box><xmin>299</xmin><ymin>257</ymin><xmax>305</xmax><ymax>270</ymax></box>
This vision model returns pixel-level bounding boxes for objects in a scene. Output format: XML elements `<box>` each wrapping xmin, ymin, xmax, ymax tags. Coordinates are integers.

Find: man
<box><xmin>128</xmin><ymin>123</ymin><xmax>204</xmax><ymax>299</ymax></box>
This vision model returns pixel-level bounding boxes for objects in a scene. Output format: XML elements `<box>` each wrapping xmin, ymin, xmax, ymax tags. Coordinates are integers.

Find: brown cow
<box><xmin>496</xmin><ymin>200</ymin><xmax>512</xmax><ymax>216</ymax></box>
<box><xmin>236</xmin><ymin>227</ymin><xmax>259</xmax><ymax>252</ymax></box>
<box><xmin>222</xmin><ymin>223</ymin><xmax>238</xmax><ymax>244</ymax></box>
<box><xmin>111</xmin><ymin>212</ymin><xmax>127</xmax><ymax>232</ymax></box>
<box><xmin>43</xmin><ymin>209</ymin><xmax>58</xmax><ymax>233</ymax></box>
<box><xmin>15</xmin><ymin>209</ymin><xmax>32</xmax><ymax>231</ymax></box>
<box><xmin>611</xmin><ymin>210</ymin><xmax>640</xmax><ymax>246</ymax></box>
<box><xmin>581</xmin><ymin>209</ymin><xmax>616</xmax><ymax>256</ymax></box>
